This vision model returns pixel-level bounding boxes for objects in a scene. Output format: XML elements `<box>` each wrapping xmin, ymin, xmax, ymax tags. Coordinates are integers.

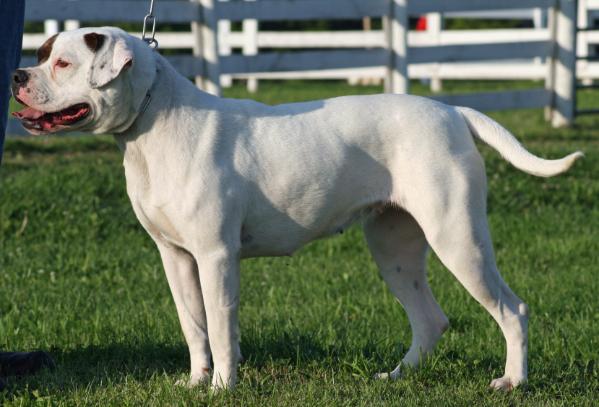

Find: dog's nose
<box><xmin>12</xmin><ymin>69</ymin><xmax>29</xmax><ymax>85</ymax></box>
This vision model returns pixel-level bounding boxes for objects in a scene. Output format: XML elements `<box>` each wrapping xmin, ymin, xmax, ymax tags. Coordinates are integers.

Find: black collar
<box><xmin>134</xmin><ymin>66</ymin><xmax>160</xmax><ymax>122</ymax></box>
<box><xmin>137</xmin><ymin>67</ymin><xmax>159</xmax><ymax>117</ymax></box>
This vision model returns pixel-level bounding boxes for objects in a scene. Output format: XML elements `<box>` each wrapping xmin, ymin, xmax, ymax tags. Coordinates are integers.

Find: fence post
<box><xmin>64</xmin><ymin>20</ymin><xmax>80</xmax><ymax>31</ymax></box>
<box><xmin>219</xmin><ymin>19</ymin><xmax>233</xmax><ymax>88</ymax></box>
<box><xmin>533</xmin><ymin>7</ymin><xmax>546</xmax><ymax>29</ymax></box>
<box><xmin>44</xmin><ymin>20</ymin><xmax>59</xmax><ymax>36</ymax></box>
<box><xmin>191</xmin><ymin>8</ymin><xmax>206</xmax><ymax>90</ymax></box>
<box><xmin>191</xmin><ymin>0</ymin><xmax>221</xmax><ymax>95</ymax></box>
<box><xmin>577</xmin><ymin>0</ymin><xmax>591</xmax><ymax>85</ymax></box>
<box><xmin>427</xmin><ymin>12</ymin><xmax>443</xmax><ymax>93</ymax></box>
<box><xmin>384</xmin><ymin>0</ymin><xmax>409</xmax><ymax>94</ymax></box>
<box><xmin>533</xmin><ymin>7</ymin><xmax>546</xmax><ymax>78</ymax></box>
<box><xmin>548</xmin><ymin>0</ymin><xmax>577</xmax><ymax>127</ymax></box>
<box><xmin>545</xmin><ymin>6</ymin><xmax>557</xmax><ymax>122</ymax></box>
<box><xmin>243</xmin><ymin>18</ymin><xmax>259</xmax><ymax>93</ymax></box>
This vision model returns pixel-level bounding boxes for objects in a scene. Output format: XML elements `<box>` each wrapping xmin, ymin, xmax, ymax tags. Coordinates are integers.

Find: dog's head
<box><xmin>12</xmin><ymin>27</ymin><xmax>156</xmax><ymax>135</ymax></box>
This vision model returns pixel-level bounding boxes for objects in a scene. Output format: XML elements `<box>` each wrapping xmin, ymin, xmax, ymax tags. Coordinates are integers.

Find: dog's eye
<box><xmin>55</xmin><ymin>59</ymin><xmax>70</xmax><ymax>69</ymax></box>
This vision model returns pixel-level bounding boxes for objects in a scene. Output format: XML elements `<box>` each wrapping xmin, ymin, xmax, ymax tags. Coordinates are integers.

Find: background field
<box><xmin>1</xmin><ymin>80</ymin><xmax>598</xmax><ymax>405</ymax></box>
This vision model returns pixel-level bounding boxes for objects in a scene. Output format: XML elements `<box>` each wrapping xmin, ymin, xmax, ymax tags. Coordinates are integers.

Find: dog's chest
<box><xmin>135</xmin><ymin>200</ymin><xmax>185</xmax><ymax>247</ymax></box>
<box><xmin>123</xmin><ymin>160</ymin><xmax>186</xmax><ymax>248</ymax></box>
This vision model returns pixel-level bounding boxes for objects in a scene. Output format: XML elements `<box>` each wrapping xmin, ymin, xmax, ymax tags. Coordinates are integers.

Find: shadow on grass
<box><xmin>3</xmin><ymin>333</ymin><xmax>562</xmax><ymax>402</ymax></box>
<box><xmin>240</xmin><ymin>330</ymin><xmax>407</xmax><ymax>378</ymax></box>
<box><xmin>4</xmin><ymin>331</ymin><xmax>402</xmax><ymax>394</ymax></box>
<box><xmin>3</xmin><ymin>342</ymin><xmax>188</xmax><ymax>395</ymax></box>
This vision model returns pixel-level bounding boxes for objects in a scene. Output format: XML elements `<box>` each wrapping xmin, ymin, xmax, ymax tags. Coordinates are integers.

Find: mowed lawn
<box><xmin>1</xmin><ymin>81</ymin><xmax>597</xmax><ymax>405</ymax></box>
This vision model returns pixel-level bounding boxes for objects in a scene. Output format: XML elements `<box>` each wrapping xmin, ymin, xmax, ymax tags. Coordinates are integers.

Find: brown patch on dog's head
<box><xmin>36</xmin><ymin>34</ymin><xmax>58</xmax><ymax>64</ymax></box>
<box><xmin>83</xmin><ymin>32</ymin><xmax>106</xmax><ymax>53</ymax></box>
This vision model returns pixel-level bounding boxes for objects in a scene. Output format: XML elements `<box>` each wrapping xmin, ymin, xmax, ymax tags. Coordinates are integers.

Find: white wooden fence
<box><xmin>8</xmin><ymin>0</ymin><xmax>582</xmax><ymax>135</ymax></box>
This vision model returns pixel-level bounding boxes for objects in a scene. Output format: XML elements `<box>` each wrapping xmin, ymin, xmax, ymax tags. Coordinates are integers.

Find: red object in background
<box><xmin>416</xmin><ymin>16</ymin><xmax>427</xmax><ymax>31</ymax></box>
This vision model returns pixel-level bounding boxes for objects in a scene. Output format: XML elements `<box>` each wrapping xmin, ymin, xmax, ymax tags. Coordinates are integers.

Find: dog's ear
<box><xmin>85</xmin><ymin>32</ymin><xmax>133</xmax><ymax>89</ymax></box>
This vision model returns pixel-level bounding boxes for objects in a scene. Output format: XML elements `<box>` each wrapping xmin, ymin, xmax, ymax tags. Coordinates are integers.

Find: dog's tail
<box><xmin>456</xmin><ymin>106</ymin><xmax>583</xmax><ymax>177</ymax></box>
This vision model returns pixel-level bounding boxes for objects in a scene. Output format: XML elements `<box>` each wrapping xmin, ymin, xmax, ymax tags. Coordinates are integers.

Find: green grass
<box><xmin>1</xmin><ymin>81</ymin><xmax>598</xmax><ymax>405</ymax></box>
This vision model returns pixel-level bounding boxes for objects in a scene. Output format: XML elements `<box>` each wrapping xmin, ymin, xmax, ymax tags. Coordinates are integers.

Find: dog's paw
<box><xmin>489</xmin><ymin>376</ymin><xmax>525</xmax><ymax>391</ymax></box>
<box><xmin>374</xmin><ymin>371</ymin><xmax>390</xmax><ymax>380</ymax></box>
<box><xmin>209</xmin><ymin>370</ymin><xmax>237</xmax><ymax>392</ymax></box>
<box><xmin>374</xmin><ymin>366</ymin><xmax>401</xmax><ymax>381</ymax></box>
<box><xmin>175</xmin><ymin>368</ymin><xmax>211</xmax><ymax>388</ymax></box>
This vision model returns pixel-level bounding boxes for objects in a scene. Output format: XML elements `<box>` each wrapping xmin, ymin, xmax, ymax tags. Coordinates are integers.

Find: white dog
<box><xmin>12</xmin><ymin>27</ymin><xmax>582</xmax><ymax>391</ymax></box>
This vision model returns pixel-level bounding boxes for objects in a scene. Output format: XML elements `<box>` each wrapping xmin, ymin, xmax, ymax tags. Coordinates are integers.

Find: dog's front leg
<box><xmin>155</xmin><ymin>242</ymin><xmax>212</xmax><ymax>386</ymax></box>
<box><xmin>195</xmin><ymin>244</ymin><xmax>241</xmax><ymax>390</ymax></box>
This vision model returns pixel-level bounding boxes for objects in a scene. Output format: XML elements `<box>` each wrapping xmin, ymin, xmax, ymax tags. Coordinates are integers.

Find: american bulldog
<box><xmin>11</xmin><ymin>27</ymin><xmax>582</xmax><ymax>391</ymax></box>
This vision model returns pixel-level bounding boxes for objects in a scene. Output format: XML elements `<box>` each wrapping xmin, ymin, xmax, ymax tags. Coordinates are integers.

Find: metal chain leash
<box><xmin>142</xmin><ymin>0</ymin><xmax>158</xmax><ymax>48</ymax></box>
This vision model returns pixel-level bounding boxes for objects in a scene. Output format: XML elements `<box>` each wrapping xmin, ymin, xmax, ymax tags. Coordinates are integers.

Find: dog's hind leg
<box><xmin>156</xmin><ymin>242</ymin><xmax>212</xmax><ymax>387</ymax></box>
<box><xmin>402</xmin><ymin>155</ymin><xmax>528</xmax><ymax>391</ymax></box>
<box><xmin>364</xmin><ymin>208</ymin><xmax>449</xmax><ymax>380</ymax></box>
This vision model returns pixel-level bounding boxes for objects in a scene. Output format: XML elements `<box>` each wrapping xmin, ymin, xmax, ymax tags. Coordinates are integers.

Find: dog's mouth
<box><xmin>12</xmin><ymin>100</ymin><xmax>91</xmax><ymax>133</ymax></box>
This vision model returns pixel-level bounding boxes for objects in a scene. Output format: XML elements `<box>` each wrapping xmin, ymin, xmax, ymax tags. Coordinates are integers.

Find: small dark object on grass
<box><xmin>0</xmin><ymin>351</ymin><xmax>55</xmax><ymax>379</ymax></box>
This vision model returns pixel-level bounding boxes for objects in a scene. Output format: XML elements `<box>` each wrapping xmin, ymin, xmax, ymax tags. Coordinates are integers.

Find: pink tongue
<box><xmin>12</xmin><ymin>106</ymin><xmax>46</xmax><ymax>120</ymax></box>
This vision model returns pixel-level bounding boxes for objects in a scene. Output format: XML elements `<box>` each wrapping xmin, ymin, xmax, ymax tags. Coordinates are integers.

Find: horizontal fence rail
<box><xmin>23</xmin><ymin>0</ymin><xmax>559</xmax><ymax>22</ymax></box>
<box><xmin>25</xmin><ymin>1</ymin><xmax>199</xmax><ymax>23</ymax></box>
<box><xmin>220</xmin><ymin>50</ymin><xmax>388</xmax><ymax>74</ymax></box>
<box><xmin>411</xmin><ymin>41</ymin><xmax>552</xmax><ymax>64</ymax></box>
<box><xmin>216</xmin><ymin>0</ymin><xmax>557</xmax><ymax>21</ymax></box>
<box><xmin>217</xmin><ymin>0</ymin><xmax>390</xmax><ymax>21</ymax></box>
<box><xmin>432</xmin><ymin>88</ymin><xmax>552</xmax><ymax>112</ymax></box>
<box><xmin>407</xmin><ymin>0</ymin><xmax>556</xmax><ymax>14</ymax></box>
<box><xmin>21</xmin><ymin>29</ymin><xmax>553</xmax><ymax>50</ymax></box>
